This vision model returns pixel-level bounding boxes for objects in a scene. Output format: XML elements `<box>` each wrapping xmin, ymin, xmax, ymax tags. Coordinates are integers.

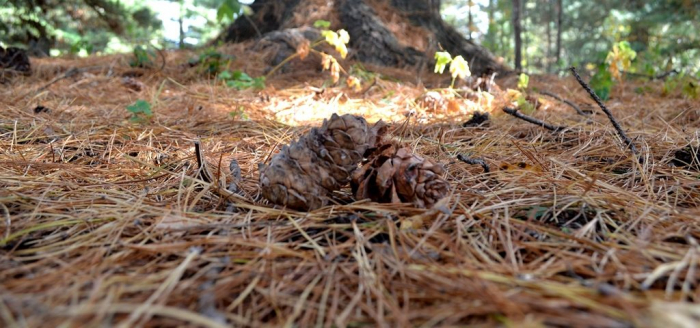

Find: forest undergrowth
<box><xmin>1</xmin><ymin>45</ymin><xmax>700</xmax><ymax>327</ymax></box>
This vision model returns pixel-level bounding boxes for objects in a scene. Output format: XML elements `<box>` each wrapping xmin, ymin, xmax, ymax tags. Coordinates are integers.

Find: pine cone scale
<box><xmin>351</xmin><ymin>144</ymin><xmax>450</xmax><ymax>209</ymax></box>
<box><xmin>260</xmin><ymin>114</ymin><xmax>386</xmax><ymax>211</ymax></box>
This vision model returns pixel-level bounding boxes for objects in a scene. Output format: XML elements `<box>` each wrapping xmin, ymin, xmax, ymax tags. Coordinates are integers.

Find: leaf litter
<box><xmin>0</xmin><ymin>43</ymin><xmax>700</xmax><ymax>327</ymax></box>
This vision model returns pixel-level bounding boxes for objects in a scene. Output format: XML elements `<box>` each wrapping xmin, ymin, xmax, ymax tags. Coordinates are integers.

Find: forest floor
<box><xmin>1</xmin><ymin>45</ymin><xmax>700</xmax><ymax>328</ymax></box>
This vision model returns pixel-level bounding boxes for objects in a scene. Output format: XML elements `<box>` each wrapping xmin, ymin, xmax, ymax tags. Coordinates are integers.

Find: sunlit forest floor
<box><xmin>1</xmin><ymin>45</ymin><xmax>700</xmax><ymax>327</ymax></box>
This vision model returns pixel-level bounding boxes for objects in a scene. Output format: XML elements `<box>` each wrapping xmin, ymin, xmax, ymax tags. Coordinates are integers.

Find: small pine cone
<box><xmin>259</xmin><ymin>114</ymin><xmax>386</xmax><ymax>211</ymax></box>
<box><xmin>351</xmin><ymin>144</ymin><xmax>451</xmax><ymax>208</ymax></box>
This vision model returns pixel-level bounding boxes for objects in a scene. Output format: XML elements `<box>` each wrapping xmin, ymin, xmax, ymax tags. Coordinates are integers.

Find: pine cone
<box><xmin>351</xmin><ymin>144</ymin><xmax>451</xmax><ymax>208</ymax></box>
<box><xmin>259</xmin><ymin>114</ymin><xmax>386</xmax><ymax>211</ymax></box>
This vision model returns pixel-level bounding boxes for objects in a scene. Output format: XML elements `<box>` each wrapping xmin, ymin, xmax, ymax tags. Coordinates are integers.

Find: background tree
<box><xmin>218</xmin><ymin>0</ymin><xmax>508</xmax><ymax>76</ymax></box>
<box><xmin>1</xmin><ymin>0</ymin><xmax>698</xmax><ymax>78</ymax></box>
<box><xmin>512</xmin><ymin>0</ymin><xmax>522</xmax><ymax>70</ymax></box>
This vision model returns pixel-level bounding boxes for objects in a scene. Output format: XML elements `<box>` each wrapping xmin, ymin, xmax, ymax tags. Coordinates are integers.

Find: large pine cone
<box><xmin>351</xmin><ymin>144</ymin><xmax>451</xmax><ymax>209</ymax></box>
<box><xmin>259</xmin><ymin>114</ymin><xmax>386</xmax><ymax>211</ymax></box>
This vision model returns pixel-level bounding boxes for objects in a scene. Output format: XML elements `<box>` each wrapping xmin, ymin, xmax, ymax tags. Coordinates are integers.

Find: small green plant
<box><xmin>313</xmin><ymin>20</ymin><xmax>331</xmax><ymax>29</ymax></box>
<box><xmin>663</xmin><ymin>73</ymin><xmax>700</xmax><ymax>99</ymax></box>
<box><xmin>219</xmin><ymin>70</ymin><xmax>266</xmax><ymax>90</ymax></box>
<box><xmin>70</xmin><ymin>39</ymin><xmax>93</xmax><ymax>55</ymax></box>
<box><xmin>588</xmin><ymin>41</ymin><xmax>637</xmax><ymax>101</ymax></box>
<box><xmin>590</xmin><ymin>63</ymin><xmax>614</xmax><ymax>100</ymax></box>
<box><xmin>433</xmin><ymin>51</ymin><xmax>471</xmax><ymax>88</ymax></box>
<box><xmin>606</xmin><ymin>41</ymin><xmax>637</xmax><ymax>82</ymax></box>
<box><xmin>217</xmin><ymin>0</ymin><xmax>242</xmax><ymax>22</ymax></box>
<box><xmin>126</xmin><ymin>100</ymin><xmax>153</xmax><ymax>122</ymax></box>
<box><xmin>266</xmin><ymin>20</ymin><xmax>352</xmax><ymax>85</ymax></box>
<box><xmin>130</xmin><ymin>45</ymin><xmax>157</xmax><ymax>68</ymax></box>
<box><xmin>190</xmin><ymin>47</ymin><xmax>235</xmax><ymax>76</ymax></box>
<box><xmin>517</xmin><ymin>73</ymin><xmax>530</xmax><ymax>90</ymax></box>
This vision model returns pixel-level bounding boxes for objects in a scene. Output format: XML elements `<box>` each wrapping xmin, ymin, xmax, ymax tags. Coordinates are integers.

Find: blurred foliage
<box><xmin>188</xmin><ymin>46</ymin><xmax>235</xmax><ymax>75</ymax></box>
<box><xmin>591</xmin><ymin>63</ymin><xmax>614</xmax><ymax>100</ymax></box>
<box><xmin>0</xmin><ymin>0</ymin><xmax>242</xmax><ymax>56</ymax></box>
<box><xmin>1</xmin><ymin>0</ymin><xmax>698</xmax><ymax>83</ymax></box>
<box><xmin>218</xmin><ymin>70</ymin><xmax>265</xmax><ymax>90</ymax></box>
<box><xmin>126</xmin><ymin>99</ymin><xmax>153</xmax><ymax>122</ymax></box>
<box><xmin>0</xmin><ymin>0</ymin><xmax>163</xmax><ymax>56</ymax></box>
<box><xmin>445</xmin><ymin>0</ymin><xmax>700</xmax><ymax>77</ymax></box>
<box><xmin>130</xmin><ymin>45</ymin><xmax>158</xmax><ymax>68</ymax></box>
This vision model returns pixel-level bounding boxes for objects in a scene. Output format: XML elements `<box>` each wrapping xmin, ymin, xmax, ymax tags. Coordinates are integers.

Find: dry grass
<box><xmin>1</xmin><ymin>44</ymin><xmax>700</xmax><ymax>328</ymax></box>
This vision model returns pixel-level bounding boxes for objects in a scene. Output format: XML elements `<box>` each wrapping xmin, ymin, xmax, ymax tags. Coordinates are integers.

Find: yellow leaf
<box><xmin>321</xmin><ymin>52</ymin><xmax>332</xmax><ymax>70</ymax></box>
<box><xmin>322</xmin><ymin>30</ymin><xmax>349</xmax><ymax>59</ymax></box>
<box><xmin>321</xmin><ymin>30</ymin><xmax>338</xmax><ymax>46</ymax></box>
<box><xmin>449</xmin><ymin>55</ymin><xmax>471</xmax><ymax>80</ymax></box>
<box><xmin>338</xmin><ymin>29</ymin><xmax>350</xmax><ymax>44</ymax></box>
<box><xmin>335</xmin><ymin>43</ymin><xmax>348</xmax><ymax>59</ymax></box>
<box><xmin>346</xmin><ymin>76</ymin><xmax>361</xmax><ymax>91</ymax></box>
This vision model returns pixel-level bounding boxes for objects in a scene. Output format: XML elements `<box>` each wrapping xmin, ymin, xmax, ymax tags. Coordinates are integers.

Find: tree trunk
<box><xmin>217</xmin><ymin>0</ymin><xmax>508</xmax><ymax>76</ymax></box>
<box><xmin>512</xmin><ymin>0</ymin><xmax>522</xmax><ymax>71</ymax></box>
<box><xmin>522</xmin><ymin>0</ymin><xmax>528</xmax><ymax>70</ymax></box>
<box><xmin>555</xmin><ymin>0</ymin><xmax>562</xmax><ymax>67</ymax></box>
<box><xmin>484</xmin><ymin>0</ymin><xmax>496</xmax><ymax>50</ymax></box>
<box><xmin>179</xmin><ymin>1</ymin><xmax>185</xmax><ymax>49</ymax></box>
<box><xmin>545</xmin><ymin>0</ymin><xmax>551</xmax><ymax>72</ymax></box>
<box><xmin>468</xmin><ymin>1</ymin><xmax>473</xmax><ymax>40</ymax></box>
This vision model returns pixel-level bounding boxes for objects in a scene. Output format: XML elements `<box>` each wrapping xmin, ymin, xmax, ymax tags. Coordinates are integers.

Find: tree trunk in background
<box><xmin>430</xmin><ymin>0</ymin><xmax>441</xmax><ymax>14</ymax></box>
<box><xmin>178</xmin><ymin>1</ymin><xmax>185</xmax><ymax>49</ymax></box>
<box><xmin>485</xmin><ymin>0</ymin><xmax>496</xmax><ymax>49</ymax></box>
<box><xmin>218</xmin><ymin>0</ymin><xmax>508</xmax><ymax>76</ymax></box>
<box><xmin>512</xmin><ymin>0</ymin><xmax>522</xmax><ymax>71</ymax></box>
<box><xmin>555</xmin><ymin>0</ymin><xmax>562</xmax><ymax>67</ymax></box>
<box><xmin>522</xmin><ymin>0</ymin><xmax>528</xmax><ymax>70</ymax></box>
<box><xmin>468</xmin><ymin>1</ymin><xmax>473</xmax><ymax>40</ymax></box>
<box><xmin>545</xmin><ymin>0</ymin><xmax>552</xmax><ymax>72</ymax></box>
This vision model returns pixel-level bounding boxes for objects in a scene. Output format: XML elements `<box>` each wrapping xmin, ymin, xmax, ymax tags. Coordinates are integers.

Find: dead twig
<box><xmin>621</xmin><ymin>69</ymin><xmax>679</xmax><ymax>81</ymax></box>
<box><xmin>502</xmin><ymin>107</ymin><xmax>566</xmax><ymax>132</ymax></box>
<box><xmin>456</xmin><ymin>154</ymin><xmax>490</xmax><ymax>173</ymax></box>
<box><xmin>569</xmin><ymin>66</ymin><xmax>641</xmax><ymax>162</ymax></box>
<box><xmin>539</xmin><ymin>90</ymin><xmax>590</xmax><ymax>116</ymax></box>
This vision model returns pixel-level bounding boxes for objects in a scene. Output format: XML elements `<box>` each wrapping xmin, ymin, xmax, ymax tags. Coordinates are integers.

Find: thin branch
<box><xmin>621</xmin><ymin>69</ymin><xmax>679</xmax><ymax>81</ymax></box>
<box><xmin>569</xmin><ymin>66</ymin><xmax>641</xmax><ymax>162</ymax></box>
<box><xmin>502</xmin><ymin>107</ymin><xmax>566</xmax><ymax>132</ymax></box>
<box><xmin>457</xmin><ymin>154</ymin><xmax>490</xmax><ymax>173</ymax></box>
<box><xmin>539</xmin><ymin>90</ymin><xmax>590</xmax><ymax>116</ymax></box>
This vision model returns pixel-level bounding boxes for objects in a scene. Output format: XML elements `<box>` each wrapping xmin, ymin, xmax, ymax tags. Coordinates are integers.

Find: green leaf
<box><xmin>126</xmin><ymin>100</ymin><xmax>152</xmax><ymax>116</ymax></box>
<box><xmin>218</xmin><ymin>70</ymin><xmax>233</xmax><ymax>80</ymax></box>
<box><xmin>252</xmin><ymin>76</ymin><xmax>266</xmax><ymax>89</ymax></box>
<box><xmin>224</xmin><ymin>71</ymin><xmax>265</xmax><ymax>90</ymax></box>
<box><xmin>232</xmin><ymin>70</ymin><xmax>252</xmax><ymax>81</ymax></box>
<box><xmin>590</xmin><ymin>64</ymin><xmax>614</xmax><ymax>101</ymax></box>
<box><xmin>217</xmin><ymin>0</ymin><xmax>241</xmax><ymax>22</ymax></box>
<box><xmin>434</xmin><ymin>51</ymin><xmax>452</xmax><ymax>74</ymax></box>
<box><xmin>314</xmin><ymin>20</ymin><xmax>331</xmax><ymax>29</ymax></box>
<box><xmin>517</xmin><ymin>73</ymin><xmax>530</xmax><ymax>90</ymax></box>
<box><xmin>682</xmin><ymin>80</ymin><xmax>699</xmax><ymax>99</ymax></box>
<box><xmin>516</xmin><ymin>95</ymin><xmax>535</xmax><ymax>114</ymax></box>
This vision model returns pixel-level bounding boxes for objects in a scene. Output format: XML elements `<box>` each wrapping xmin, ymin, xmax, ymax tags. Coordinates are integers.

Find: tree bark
<box><xmin>218</xmin><ymin>0</ymin><xmax>508</xmax><ymax>76</ymax></box>
<box><xmin>545</xmin><ymin>0</ymin><xmax>551</xmax><ymax>72</ymax></box>
<box><xmin>468</xmin><ymin>1</ymin><xmax>473</xmax><ymax>40</ymax></box>
<box><xmin>512</xmin><ymin>0</ymin><xmax>522</xmax><ymax>71</ymax></box>
<box><xmin>555</xmin><ymin>0</ymin><xmax>562</xmax><ymax>67</ymax></box>
<box><xmin>178</xmin><ymin>1</ymin><xmax>185</xmax><ymax>49</ymax></box>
